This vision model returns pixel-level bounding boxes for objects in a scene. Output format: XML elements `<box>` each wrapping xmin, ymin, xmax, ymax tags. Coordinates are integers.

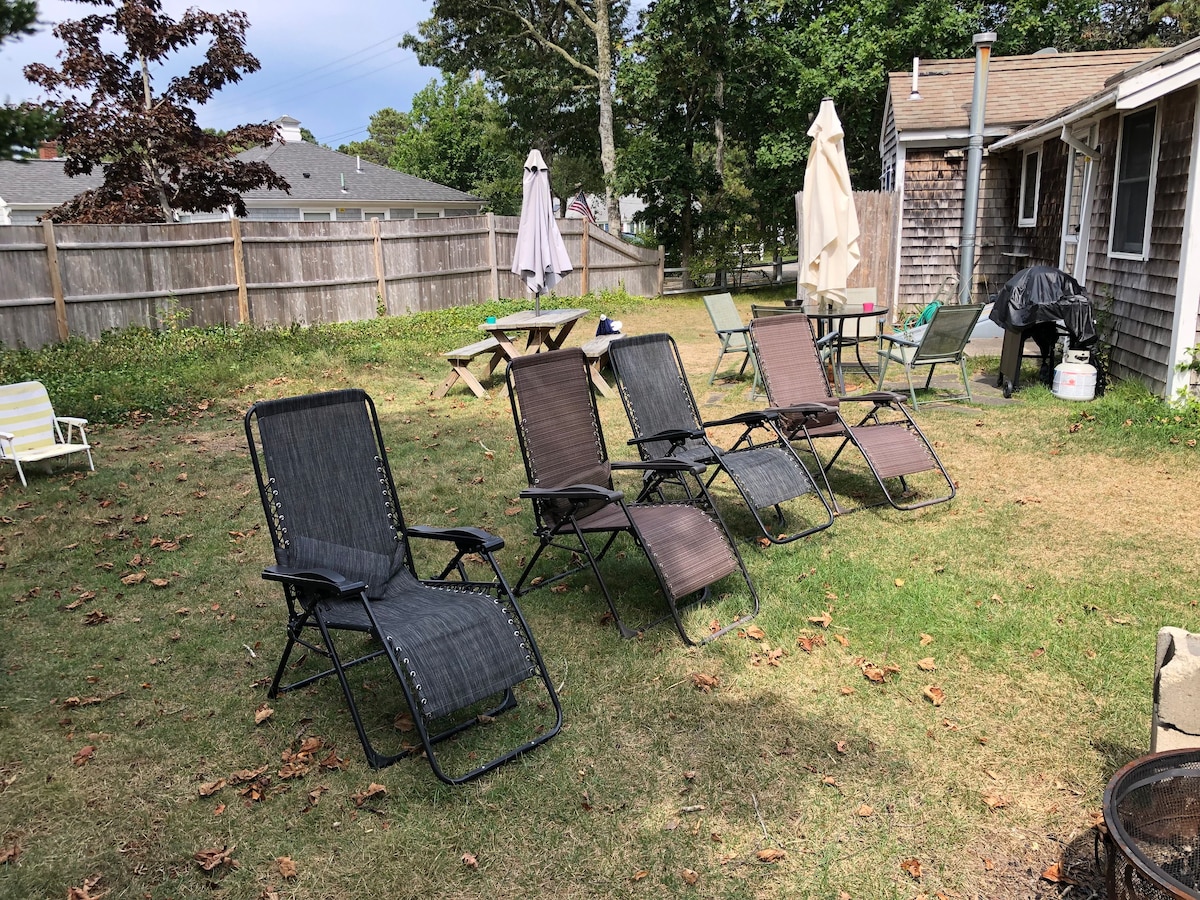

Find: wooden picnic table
<box><xmin>479</xmin><ymin>308</ymin><xmax>590</xmax><ymax>362</ymax></box>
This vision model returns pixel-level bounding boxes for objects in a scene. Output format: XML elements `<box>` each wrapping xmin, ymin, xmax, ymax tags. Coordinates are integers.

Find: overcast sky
<box><xmin>0</xmin><ymin>0</ymin><xmax>439</xmax><ymax>147</ymax></box>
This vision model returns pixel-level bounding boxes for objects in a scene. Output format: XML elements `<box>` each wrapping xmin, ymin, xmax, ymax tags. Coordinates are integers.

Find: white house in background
<box><xmin>564</xmin><ymin>190</ymin><xmax>648</xmax><ymax>235</ymax></box>
<box><xmin>0</xmin><ymin>115</ymin><xmax>482</xmax><ymax>224</ymax></box>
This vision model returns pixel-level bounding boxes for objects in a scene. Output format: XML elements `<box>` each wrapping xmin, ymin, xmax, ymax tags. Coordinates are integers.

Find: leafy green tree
<box><xmin>337</xmin><ymin>107</ymin><xmax>408</xmax><ymax>166</ymax></box>
<box><xmin>24</xmin><ymin>0</ymin><xmax>286</xmax><ymax>223</ymax></box>
<box><xmin>1</xmin><ymin>0</ymin><xmax>57</xmax><ymax>159</ymax></box>
<box><xmin>404</xmin><ymin>0</ymin><xmax>627</xmax><ymax>227</ymax></box>
<box><xmin>392</xmin><ymin>74</ymin><xmax>523</xmax><ymax>214</ymax></box>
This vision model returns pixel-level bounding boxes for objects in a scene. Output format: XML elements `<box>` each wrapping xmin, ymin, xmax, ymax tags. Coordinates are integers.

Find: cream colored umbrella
<box><xmin>800</xmin><ymin>98</ymin><xmax>860</xmax><ymax>309</ymax></box>
<box><xmin>511</xmin><ymin>149</ymin><xmax>572</xmax><ymax>315</ymax></box>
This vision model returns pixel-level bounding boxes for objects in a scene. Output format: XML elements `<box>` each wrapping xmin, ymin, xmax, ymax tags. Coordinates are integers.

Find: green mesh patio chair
<box><xmin>877</xmin><ymin>304</ymin><xmax>984</xmax><ymax>409</ymax></box>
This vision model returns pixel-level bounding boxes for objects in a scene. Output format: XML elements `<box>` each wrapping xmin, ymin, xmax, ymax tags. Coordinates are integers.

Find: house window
<box><xmin>336</xmin><ymin>208</ymin><xmax>363</xmax><ymax>221</ymax></box>
<box><xmin>416</xmin><ymin>211</ymin><xmax>441</xmax><ymax>219</ymax></box>
<box><xmin>1110</xmin><ymin>105</ymin><xmax>1159</xmax><ymax>258</ymax></box>
<box><xmin>1018</xmin><ymin>148</ymin><xmax>1041</xmax><ymax>227</ymax></box>
<box><xmin>302</xmin><ymin>210</ymin><xmax>332</xmax><ymax>222</ymax></box>
<box><xmin>388</xmin><ymin>208</ymin><xmax>415</xmax><ymax>219</ymax></box>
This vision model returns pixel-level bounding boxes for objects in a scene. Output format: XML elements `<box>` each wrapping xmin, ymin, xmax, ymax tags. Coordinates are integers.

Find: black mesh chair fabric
<box><xmin>608</xmin><ymin>333</ymin><xmax>832</xmax><ymax>543</ymax></box>
<box><xmin>506</xmin><ymin>348</ymin><xmax>758</xmax><ymax>644</ymax></box>
<box><xmin>749</xmin><ymin>314</ymin><xmax>955</xmax><ymax>512</ymax></box>
<box><xmin>247</xmin><ymin>389</ymin><xmax>560</xmax><ymax>781</ymax></box>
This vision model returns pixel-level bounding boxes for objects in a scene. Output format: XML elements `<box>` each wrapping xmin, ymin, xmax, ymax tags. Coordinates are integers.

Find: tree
<box><xmin>337</xmin><ymin>107</ymin><xmax>409</xmax><ymax>166</ymax></box>
<box><xmin>24</xmin><ymin>0</ymin><xmax>287</xmax><ymax>223</ymax></box>
<box><xmin>405</xmin><ymin>0</ymin><xmax>627</xmax><ymax>228</ymax></box>
<box><xmin>391</xmin><ymin>74</ymin><xmax>523</xmax><ymax>215</ymax></box>
<box><xmin>1</xmin><ymin>0</ymin><xmax>57</xmax><ymax>159</ymax></box>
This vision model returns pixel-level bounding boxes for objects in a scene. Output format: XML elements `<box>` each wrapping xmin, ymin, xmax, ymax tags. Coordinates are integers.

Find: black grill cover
<box><xmin>989</xmin><ymin>265</ymin><xmax>1097</xmax><ymax>348</ymax></box>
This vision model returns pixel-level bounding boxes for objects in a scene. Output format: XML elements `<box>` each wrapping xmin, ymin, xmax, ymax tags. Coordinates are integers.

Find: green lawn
<box><xmin>2</xmin><ymin>289</ymin><xmax>1198</xmax><ymax>900</ymax></box>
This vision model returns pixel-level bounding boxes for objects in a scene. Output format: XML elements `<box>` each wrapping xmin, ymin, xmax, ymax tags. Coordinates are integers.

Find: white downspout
<box><xmin>1165</xmin><ymin>83</ymin><xmax>1200</xmax><ymax>400</ymax></box>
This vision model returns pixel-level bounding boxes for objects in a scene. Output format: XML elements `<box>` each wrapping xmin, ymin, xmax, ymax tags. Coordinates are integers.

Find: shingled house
<box><xmin>879</xmin><ymin>48</ymin><xmax>1159</xmax><ymax>312</ymax></box>
<box><xmin>989</xmin><ymin>37</ymin><xmax>1200</xmax><ymax>398</ymax></box>
<box><xmin>0</xmin><ymin>116</ymin><xmax>482</xmax><ymax>224</ymax></box>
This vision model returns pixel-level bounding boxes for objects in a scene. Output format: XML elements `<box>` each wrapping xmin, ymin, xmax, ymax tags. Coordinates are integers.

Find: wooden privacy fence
<box><xmin>0</xmin><ymin>215</ymin><xmax>664</xmax><ymax>349</ymax></box>
<box><xmin>795</xmin><ymin>190</ymin><xmax>900</xmax><ymax>317</ymax></box>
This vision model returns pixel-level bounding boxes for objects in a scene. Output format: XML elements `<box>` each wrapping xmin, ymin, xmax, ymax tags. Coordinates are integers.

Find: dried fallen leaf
<box><xmin>680</xmin><ymin>868</ymin><xmax>699</xmax><ymax>885</ymax></box>
<box><xmin>833</xmin><ymin>633</ymin><xmax>849</xmax><ymax>647</ymax></box>
<box><xmin>808</xmin><ymin>611</ymin><xmax>832</xmax><ymax>628</ymax></box>
<box><xmin>351</xmin><ymin>782</ymin><xmax>387</xmax><ymax>807</ymax></box>
<box><xmin>194</xmin><ymin>845</ymin><xmax>237</xmax><ymax>872</ymax></box>
<box><xmin>0</xmin><ymin>843</ymin><xmax>21</xmax><ymax>865</ymax></box>
<box><xmin>900</xmin><ymin>857</ymin><xmax>923</xmax><ymax>879</ymax></box>
<box><xmin>690</xmin><ymin>673</ymin><xmax>720</xmax><ymax>693</ymax></box>
<box><xmin>66</xmin><ymin>874</ymin><xmax>106</xmax><ymax>900</ymax></box>
<box><xmin>756</xmin><ymin>848</ymin><xmax>786</xmax><ymax>863</ymax></box>
<box><xmin>834</xmin><ymin>740</ymin><xmax>849</xmax><ymax>753</ymax></box>
<box><xmin>82</xmin><ymin>610</ymin><xmax>109</xmax><ymax>626</ymax></box>
<box><xmin>461</xmin><ymin>852</ymin><xmax>478</xmax><ymax>869</ymax></box>
<box><xmin>857</xmin><ymin>803</ymin><xmax>874</xmax><ymax>817</ymax></box>
<box><xmin>631</xmin><ymin>870</ymin><xmax>650</xmax><ymax>881</ymax></box>
<box><xmin>923</xmin><ymin>685</ymin><xmax>946</xmax><ymax>706</ymax></box>
<box><xmin>917</xmin><ymin>657</ymin><xmax>937</xmax><ymax>671</ymax></box>
<box><xmin>254</xmin><ymin>704</ymin><xmax>274</xmax><ymax>725</ymax></box>
<box><xmin>1041</xmin><ymin>862</ymin><xmax>1077</xmax><ymax>885</ymax></box>
<box><xmin>72</xmin><ymin>745</ymin><xmax>95</xmax><ymax>767</ymax></box>
<box><xmin>120</xmin><ymin>571</ymin><xmax>146</xmax><ymax>585</ymax></box>
<box><xmin>894</xmin><ymin>578</ymin><xmax>905</xmax><ymax>588</ymax></box>
<box><xmin>277</xmin><ymin>856</ymin><xmax>297</xmax><ymax>879</ymax></box>
<box><xmin>198</xmin><ymin>778</ymin><xmax>226</xmax><ymax>797</ymax></box>
<box><xmin>797</xmin><ymin>633</ymin><xmax>826</xmax><ymax>653</ymax></box>
<box><xmin>982</xmin><ymin>791</ymin><xmax>1010</xmax><ymax>810</ymax></box>
<box><xmin>744</xmin><ymin>624</ymin><xmax>767</xmax><ymax>640</ymax></box>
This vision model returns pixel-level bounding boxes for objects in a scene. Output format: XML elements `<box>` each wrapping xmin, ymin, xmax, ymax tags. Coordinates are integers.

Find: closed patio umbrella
<box><xmin>800</xmin><ymin>98</ymin><xmax>860</xmax><ymax>309</ymax></box>
<box><xmin>512</xmin><ymin>149</ymin><xmax>572</xmax><ymax>315</ymax></box>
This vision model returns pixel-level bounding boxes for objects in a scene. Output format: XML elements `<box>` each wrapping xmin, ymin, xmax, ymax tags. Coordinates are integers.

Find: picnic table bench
<box><xmin>582</xmin><ymin>333</ymin><xmax>622</xmax><ymax>399</ymax></box>
<box><xmin>430</xmin><ymin>337</ymin><xmax>504</xmax><ymax>399</ymax></box>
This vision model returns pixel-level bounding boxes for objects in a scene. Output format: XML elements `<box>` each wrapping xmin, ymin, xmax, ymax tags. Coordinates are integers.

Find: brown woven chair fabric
<box><xmin>749</xmin><ymin>313</ymin><xmax>954</xmax><ymax>511</ymax></box>
<box><xmin>507</xmin><ymin>348</ymin><xmax>757</xmax><ymax>644</ymax></box>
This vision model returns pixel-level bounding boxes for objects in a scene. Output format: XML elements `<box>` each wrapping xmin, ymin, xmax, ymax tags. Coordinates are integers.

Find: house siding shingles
<box><xmin>1086</xmin><ymin>91</ymin><xmax>1195</xmax><ymax>393</ymax></box>
<box><xmin>898</xmin><ymin>150</ymin><xmax>965</xmax><ymax>311</ymax></box>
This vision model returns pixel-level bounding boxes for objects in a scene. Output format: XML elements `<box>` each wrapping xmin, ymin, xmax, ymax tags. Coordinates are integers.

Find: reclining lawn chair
<box><xmin>506</xmin><ymin>348</ymin><xmax>759</xmax><ymax>645</ymax></box>
<box><xmin>877</xmin><ymin>303</ymin><xmax>984</xmax><ymax>409</ymax></box>
<box><xmin>0</xmin><ymin>381</ymin><xmax>93</xmax><ymax>486</ymax></box>
<box><xmin>748</xmin><ymin>313</ymin><xmax>955</xmax><ymax>512</ymax></box>
<box><xmin>607</xmin><ymin>333</ymin><xmax>833</xmax><ymax>544</ymax></box>
<box><xmin>245</xmin><ymin>389</ymin><xmax>561</xmax><ymax>783</ymax></box>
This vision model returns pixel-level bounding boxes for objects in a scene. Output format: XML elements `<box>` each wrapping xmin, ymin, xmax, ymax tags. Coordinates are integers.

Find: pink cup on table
<box><xmin>862</xmin><ymin>301</ymin><xmax>874</xmax><ymax>312</ymax></box>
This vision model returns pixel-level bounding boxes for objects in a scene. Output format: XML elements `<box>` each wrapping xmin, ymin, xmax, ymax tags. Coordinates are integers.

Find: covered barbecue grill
<box><xmin>989</xmin><ymin>265</ymin><xmax>1098</xmax><ymax>397</ymax></box>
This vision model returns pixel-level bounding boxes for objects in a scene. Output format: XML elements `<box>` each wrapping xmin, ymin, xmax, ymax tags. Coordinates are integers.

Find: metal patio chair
<box><xmin>703</xmin><ymin>292</ymin><xmax>756</xmax><ymax>385</ymax></box>
<box><xmin>506</xmin><ymin>347</ymin><xmax>759</xmax><ymax>645</ymax></box>
<box><xmin>607</xmin><ymin>332</ymin><xmax>833</xmax><ymax>544</ymax></box>
<box><xmin>748</xmin><ymin>313</ymin><xmax>955</xmax><ymax>512</ymax></box>
<box><xmin>245</xmin><ymin>389</ymin><xmax>561</xmax><ymax>783</ymax></box>
<box><xmin>877</xmin><ymin>303</ymin><xmax>984</xmax><ymax>409</ymax></box>
<box><xmin>0</xmin><ymin>381</ymin><xmax>93</xmax><ymax>486</ymax></box>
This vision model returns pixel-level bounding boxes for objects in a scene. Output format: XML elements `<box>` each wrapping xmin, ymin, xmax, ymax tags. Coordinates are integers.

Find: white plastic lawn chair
<box><xmin>0</xmin><ymin>381</ymin><xmax>94</xmax><ymax>486</ymax></box>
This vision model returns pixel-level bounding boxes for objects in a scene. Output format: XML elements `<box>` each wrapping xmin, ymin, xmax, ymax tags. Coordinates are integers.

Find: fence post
<box><xmin>581</xmin><ymin>222</ymin><xmax>590</xmax><ymax>296</ymax></box>
<box><xmin>487</xmin><ymin>212</ymin><xmax>500</xmax><ymax>301</ymax></box>
<box><xmin>42</xmin><ymin>220</ymin><xmax>68</xmax><ymax>342</ymax></box>
<box><xmin>657</xmin><ymin>245</ymin><xmax>665</xmax><ymax>297</ymax></box>
<box><xmin>371</xmin><ymin>216</ymin><xmax>388</xmax><ymax>314</ymax></box>
<box><xmin>230</xmin><ymin>217</ymin><xmax>249</xmax><ymax>324</ymax></box>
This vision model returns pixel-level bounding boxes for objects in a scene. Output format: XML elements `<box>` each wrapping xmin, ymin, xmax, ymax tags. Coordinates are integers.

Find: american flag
<box><xmin>568</xmin><ymin>189</ymin><xmax>596</xmax><ymax>225</ymax></box>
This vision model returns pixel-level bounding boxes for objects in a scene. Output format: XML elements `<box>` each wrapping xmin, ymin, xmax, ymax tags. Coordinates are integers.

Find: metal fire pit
<box><xmin>1104</xmin><ymin>749</ymin><xmax>1200</xmax><ymax>899</ymax></box>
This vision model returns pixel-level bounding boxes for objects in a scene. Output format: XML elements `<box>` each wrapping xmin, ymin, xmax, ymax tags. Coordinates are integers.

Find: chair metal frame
<box><xmin>608</xmin><ymin>332</ymin><xmax>834</xmax><ymax>545</ymax></box>
<box><xmin>877</xmin><ymin>304</ymin><xmax>984</xmax><ymax>409</ymax></box>
<box><xmin>0</xmin><ymin>381</ymin><xmax>94</xmax><ymax>486</ymax></box>
<box><xmin>749</xmin><ymin>313</ymin><xmax>956</xmax><ymax>512</ymax></box>
<box><xmin>506</xmin><ymin>348</ymin><xmax>759</xmax><ymax>646</ymax></box>
<box><xmin>246</xmin><ymin>389</ymin><xmax>561</xmax><ymax>783</ymax></box>
<box><xmin>703</xmin><ymin>292</ymin><xmax>755</xmax><ymax>385</ymax></box>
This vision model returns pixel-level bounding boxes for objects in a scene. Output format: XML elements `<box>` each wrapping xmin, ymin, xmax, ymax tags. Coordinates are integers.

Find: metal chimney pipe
<box><xmin>909</xmin><ymin>58</ymin><xmax>921</xmax><ymax>100</ymax></box>
<box><xmin>958</xmin><ymin>31</ymin><xmax>996</xmax><ymax>305</ymax></box>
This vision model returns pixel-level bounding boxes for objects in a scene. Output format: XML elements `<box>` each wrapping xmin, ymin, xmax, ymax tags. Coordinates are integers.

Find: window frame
<box><xmin>1018</xmin><ymin>146</ymin><xmax>1042</xmax><ymax>228</ymax></box>
<box><xmin>1108</xmin><ymin>104</ymin><xmax>1160</xmax><ymax>261</ymax></box>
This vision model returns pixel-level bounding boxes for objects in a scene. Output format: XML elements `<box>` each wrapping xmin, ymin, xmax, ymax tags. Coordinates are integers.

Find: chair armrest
<box><xmin>262</xmin><ymin>565</ymin><xmax>366</xmax><ymax>598</ymax></box>
<box><xmin>879</xmin><ymin>334</ymin><xmax>919</xmax><ymax>349</ymax></box>
<box><xmin>840</xmin><ymin>390</ymin><xmax>907</xmax><ymax>404</ymax></box>
<box><xmin>815</xmin><ymin>331</ymin><xmax>840</xmax><ymax>348</ymax></box>
<box><xmin>612</xmin><ymin>458</ymin><xmax>706</xmax><ymax>476</ymax></box>
<box><xmin>57</xmin><ymin>416</ymin><xmax>88</xmax><ymax>427</ymax></box>
<box><xmin>521</xmin><ymin>484</ymin><xmax>623</xmax><ymax>503</ymax></box>
<box><xmin>764</xmin><ymin>403</ymin><xmax>835</xmax><ymax>417</ymax></box>
<box><xmin>703</xmin><ymin>409</ymin><xmax>777</xmax><ymax>428</ymax></box>
<box><xmin>407</xmin><ymin>524</ymin><xmax>504</xmax><ymax>554</ymax></box>
<box><xmin>628</xmin><ymin>428</ymin><xmax>701</xmax><ymax>447</ymax></box>
<box><xmin>716</xmin><ymin>325</ymin><xmax>750</xmax><ymax>336</ymax></box>
<box><xmin>0</xmin><ymin>431</ymin><xmax>14</xmax><ymax>442</ymax></box>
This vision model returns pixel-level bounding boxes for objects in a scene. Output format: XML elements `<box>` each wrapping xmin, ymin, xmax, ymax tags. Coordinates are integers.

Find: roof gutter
<box><xmin>991</xmin><ymin>90</ymin><xmax>1117</xmax><ymax>151</ymax></box>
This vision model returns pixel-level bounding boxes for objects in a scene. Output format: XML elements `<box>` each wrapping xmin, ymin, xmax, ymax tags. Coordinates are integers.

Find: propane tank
<box><xmin>1052</xmin><ymin>349</ymin><xmax>1097</xmax><ymax>401</ymax></box>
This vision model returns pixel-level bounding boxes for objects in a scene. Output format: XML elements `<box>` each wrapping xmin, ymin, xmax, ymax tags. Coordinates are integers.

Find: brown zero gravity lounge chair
<box><xmin>505</xmin><ymin>347</ymin><xmax>759</xmax><ymax>645</ymax></box>
<box><xmin>245</xmin><ymin>388</ymin><xmax>561</xmax><ymax>783</ymax></box>
<box><xmin>748</xmin><ymin>313</ymin><xmax>955</xmax><ymax>512</ymax></box>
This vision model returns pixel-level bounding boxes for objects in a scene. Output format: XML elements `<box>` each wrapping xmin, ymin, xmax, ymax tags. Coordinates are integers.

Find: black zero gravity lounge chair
<box><xmin>245</xmin><ymin>389</ymin><xmax>561</xmax><ymax>783</ymax></box>
<box><xmin>748</xmin><ymin>313</ymin><xmax>955</xmax><ymax>512</ymax></box>
<box><xmin>506</xmin><ymin>347</ymin><xmax>759</xmax><ymax>645</ymax></box>
<box><xmin>607</xmin><ymin>332</ymin><xmax>834</xmax><ymax>544</ymax></box>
